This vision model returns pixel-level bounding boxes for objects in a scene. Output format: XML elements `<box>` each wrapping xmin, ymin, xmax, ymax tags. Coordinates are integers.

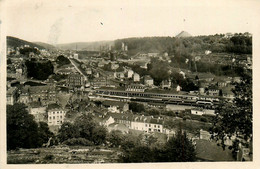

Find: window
<box><xmin>149</xmin><ymin>124</ymin><xmax>151</xmax><ymax>127</ymax></box>
<box><xmin>53</xmin><ymin>112</ymin><xmax>55</xmax><ymax>115</ymax></box>
<box><xmin>154</xmin><ymin>125</ymin><xmax>156</xmax><ymax>128</ymax></box>
<box><xmin>158</xmin><ymin>125</ymin><xmax>160</xmax><ymax>128</ymax></box>
<box><xmin>53</xmin><ymin>116</ymin><xmax>55</xmax><ymax>119</ymax></box>
<box><xmin>145</xmin><ymin>124</ymin><xmax>147</xmax><ymax>127</ymax></box>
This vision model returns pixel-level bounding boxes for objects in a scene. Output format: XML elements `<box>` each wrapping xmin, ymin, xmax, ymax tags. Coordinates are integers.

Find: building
<box><xmin>67</xmin><ymin>73</ymin><xmax>85</xmax><ymax>89</ymax></box>
<box><xmin>143</xmin><ymin>75</ymin><xmax>154</xmax><ymax>86</ymax></box>
<box><xmin>131</xmin><ymin>116</ymin><xmax>164</xmax><ymax>133</ymax></box>
<box><xmin>126</xmin><ymin>69</ymin><xmax>134</xmax><ymax>78</ymax></box>
<box><xmin>6</xmin><ymin>87</ymin><xmax>18</xmax><ymax>105</ymax></box>
<box><xmin>126</xmin><ymin>84</ymin><xmax>145</xmax><ymax>92</ymax></box>
<box><xmin>107</xmin><ymin>123</ymin><xmax>129</xmax><ymax>133</ymax></box>
<box><xmin>47</xmin><ymin>103</ymin><xmax>66</xmax><ymax>126</ymax></box>
<box><xmin>114</xmin><ymin>72</ymin><xmax>125</xmax><ymax>80</ymax></box>
<box><xmin>161</xmin><ymin>79</ymin><xmax>171</xmax><ymax>89</ymax></box>
<box><xmin>29</xmin><ymin>85</ymin><xmax>57</xmax><ymax>104</ymax></box>
<box><xmin>91</xmin><ymin>77</ymin><xmax>107</xmax><ymax>88</ymax></box>
<box><xmin>208</xmin><ymin>87</ymin><xmax>220</xmax><ymax>96</ymax></box>
<box><xmin>191</xmin><ymin>108</ymin><xmax>205</xmax><ymax>116</ymax></box>
<box><xmin>102</xmin><ymin>100</ymin><xmax>129</xmax><ymax>113</ymax></box>
<box><xmin>133</xmin><ymin>73</ymin><xmax>140</xmax><ymax>82</ymax></box>
<box><xmin>28</xmin><ymin>102</ymin><xmax>47</xmax><ymax>122</ymax></box>
<box><xmin>18</xmin><ymin>86</ymin><xmax>30</xmax><ymax>104</ymax></box>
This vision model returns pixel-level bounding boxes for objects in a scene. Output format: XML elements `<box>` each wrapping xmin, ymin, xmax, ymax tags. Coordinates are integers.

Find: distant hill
<box><xmin>176</xmin><ymin>31</ymin><xmax>192</xmax><ymax>38</ymax></box>
<box><xmin>34</xmin><ymin>42</ymin><xmax>56</xmax><ymax>51</ymax></box>
<box><xmin>7</xmin><ymin>36</ymin><xmax>46</xmax><ymax>49</ymax></box>
<box><xmin>56</xmin><ymin>41</ymin><xmax>114</xmax><ymax>51</ymax></box>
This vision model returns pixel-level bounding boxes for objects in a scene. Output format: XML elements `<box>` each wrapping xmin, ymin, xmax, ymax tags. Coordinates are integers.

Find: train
<box><xmin>94</xmin><ymin>89</ymin><xmax>220</xmax><ymax>108</ymax></box>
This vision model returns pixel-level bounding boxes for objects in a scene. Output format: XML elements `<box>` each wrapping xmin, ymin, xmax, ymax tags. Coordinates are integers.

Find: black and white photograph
<box><xmin>1</xmin><ymin>0</ymin><xmax>259</xmax><ymax>168</ymax></box>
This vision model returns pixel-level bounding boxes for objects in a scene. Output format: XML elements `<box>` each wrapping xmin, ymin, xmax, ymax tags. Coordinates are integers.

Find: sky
<box><xmin>1</xmin><ymin>0</ymin><xmax>260</xmax><ymax>44</ymax></box>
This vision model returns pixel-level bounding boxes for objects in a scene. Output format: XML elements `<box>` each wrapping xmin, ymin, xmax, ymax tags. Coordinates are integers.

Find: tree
<box><xmin>56</xmin><ymin>55</ymin><xmax>71</xmax><ymax>67</ymax></box>
<box><xmin>7</xmin><ymin>103</ymin><xmax>52</xmax><ymax>150</ymax></box>
<box><xmin>210</xmin><ymin>70</ymin><xmax>252</xmax><ymax>150</ymax></box>
<box><xmin>107</xmin><ymin>130</ymin><xmax>124</xmax><ymax>148</ymax></box>
<box><xmin>163</xmin><ymin>129</ymin><xmax>196</xmax><ymax>162</ymax></box>
<box><xmin>57</xmin><ymin>122</ymin><xmax>80</xmax><ymax>143</ymax></box>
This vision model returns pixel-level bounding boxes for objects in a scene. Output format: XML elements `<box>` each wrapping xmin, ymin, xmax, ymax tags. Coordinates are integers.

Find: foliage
<box><xmin>119</xmin><ymin>128</ymin><xmax>196</xmax><ymax>162</ymax></box>
<box><xmin>183</xmin><ymin>115</ymin><xmax>191</xmax><ymax>121</ymax></box>
<box><xmin>129</xmin><ymin>102</ymin><xmax>145</xmax><ymax>113</ymax></box>
<box><xmin>56</xmin><ymin>55</ymin><xmax>71</xmax><ymax>66</ymax></box>
<box><xmin>107</xmin><ymin>130</ymin><xmax>124</xmax><ymax>148</ymax></box>
<box><xmin>25</xmin><ymin>60</ymin><xmax>54</xmax><ymax>80</ymax></box>
<box><xmin>19</xmin><ymin>47</ymin><xmax>40</xmax><ymax>56</ymax></box>
<box><xmin>210</xmin><ymin>70</ymin><xmax>252</xmax><ymax>149</ymax></box>
<box><xmin>7</xmin><ymin>103</ymin><xmax>53</xmax><ymax>150</ymax></box>
<box><xmin>57</xmin><ymin>114</ymin><xmax>107</xmax><ymax>145</ymax></box>
<box><xmin>52</xmin><ymin>74</ymin><xmax>68</xmax><ymax>82</ymax></box>
<box><xmin>162</xmin><ymin>129</ymin><xmax>196</xmax><ymax>162</ymax></box>
<box><xmin>63</xmin><ymin>138</ymin><xmax>94</xmax><ymax>146</ymax></box>
<box><xmin>114</xmin><ymin>33</ymin><xmax>251</xmax><ymax>56</ymax></box>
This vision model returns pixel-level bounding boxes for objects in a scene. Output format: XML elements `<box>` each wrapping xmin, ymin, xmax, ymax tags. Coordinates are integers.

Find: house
<box><xmin>18</xmin><ymin>86</ymin><xmax>30</xmax><ymax>104</ymax></box>
<box><xmin>28</xmin><ymin>102</ymin><xmax>46</xmax><ymax>122</ymax></box>
<box><xmin>232</xmin><ymin>77</ymin><xmax>241</xmax><ymax>83</ymax></box>
<box><xmin>134</xmin><ymin>61</ymin><xmax>149</xmax><ymax>69</ymax></box>
<box><xmin>102</xmin><ymin>116</ymin><xmax>116</xmax><ymax>126</ymax></box>
<box><xmin>205</xmin><ymin>50</ymin><xmax>212</xmax><ymax>55</ymax></box>
<box><xmin>143</xmin><ymin>75</ymin><xmax>154</xmax><ymax>86</ymax></box>
<box><xmin>176</xmin><ymin>85</ymin><xmax>181</xmax><ymax>92</ymax></box>
<box><xmin>86</xmin><ymin>68</ymin><xmax>92</xmax><ymax>75</ymax></box>
<box><xmin>161</xmin><ymin>79</ymin><xmax>171</xmax><ymax>89</ymax></box>
<box><xmin>47</xmin><ymin>103</ymin><xmax>66</xmax><ymax>126</ymax></box>
<box><xmin>111</xmin><ymin>63</ymin><xmax>119</xmax><ymax>70</ymax></box>
<box><xmin>191</xmin><ymin>108</ymin><xmax>205</xmax><ymax>116</ymax></box>
<box><xmin>6</xmin><ymin>87</ymin><xmax>18</xmax><ymax>105</ymax></box>
<box><xmin>107</xmin><ymin>123</ymin><xmax>129</xmax><ymax>133</ymax></box>
<box><xmin>126</xmin><ymin>69</ymin><xmax>134</xmax><ymax>78</ymax></box>
<box><xmin>114</xmin><ymin>72</ymin><xmax>125</xmax><ymax>80</ymax></box>
<box><xmin>179</xmin><ymin>71</ymin><xmax>186</xmax><ymax>79</ymax></box>
<box><xmin>131</xmin><ymin>116</ymin><xmax>164</xmax><ymax>133</ymax></box>
<box><xmin>126</xmin><ymin>84</ymin><xmax>145</xmax><ymax>92</ymax></box>
<box><xmin>102</xmin><ymin>100</ymin><xmax>129</xmax><ymax>113</ymax></box>
<box><xmin>207</xmin><ymin>86</ymin><xmax>219</xmax><ymax>96</ymax></box>
<box><xmin>133</xmin><ymin>73</ymin><xmax>140</xmax><ymax>82</ymax></box>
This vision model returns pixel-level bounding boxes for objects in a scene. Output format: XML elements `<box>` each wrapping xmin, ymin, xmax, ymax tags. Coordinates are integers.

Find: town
<box><xmin>6</xmin><ymin>32</ymin><xmax>252</xmax><ymax>163</ymax></box>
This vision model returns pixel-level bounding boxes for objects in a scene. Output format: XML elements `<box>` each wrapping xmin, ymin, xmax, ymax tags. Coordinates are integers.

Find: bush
<box><xmin>63</xmin><ymin>138</ymin><xmax>94</xmax><ymax>146</ymax></box>
<box><xmin>200</xmin><ymin>117</ymin><xmax>208</xmax><ymax>122</ymax></box>
<box><xmin>43</xmin><ymin>154</ymin><xmax>54</xmax><ymax>161</ymax></box>
<box><xmin>183</xmin><ymin>115</ymin><xmax>191</xmax><ymax>121</ymax></box>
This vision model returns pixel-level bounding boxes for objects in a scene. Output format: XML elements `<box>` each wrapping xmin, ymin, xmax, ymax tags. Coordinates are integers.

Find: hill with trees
<box><xmin>7</xmin><ymin>36</ymin><xmax>46</xmax><ymax>49</ymax></box>
<box><xmin>114</xmin><ymin>33</ymin><xmax>252</xmax><ymax>55</ymax></box>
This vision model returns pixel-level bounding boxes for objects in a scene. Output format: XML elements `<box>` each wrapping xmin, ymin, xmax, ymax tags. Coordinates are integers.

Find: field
<box><xmin>7</xmin><ymin>146</ymin><xmax>120</xmax><ymax>164</ymax></box>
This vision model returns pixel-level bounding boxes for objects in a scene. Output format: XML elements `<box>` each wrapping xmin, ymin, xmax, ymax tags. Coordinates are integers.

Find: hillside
<box><xmin>7</xmin><ymin>36</ymin><xmax>46</xmax><ymax>49</ymax></box>
<box><xmin>34</xmin><ymin>42</ymin><xmax>57</xmax><ymax>51</ymax></box>
<box><xmin>114</xmin><ymin>33</ymin><xmax>252</xmax><ymax>55</ymax></box>
<box><xmin>56</xmin><ymin>40</ymin><xmax>114</xmax><ymax>51</ymax></box>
